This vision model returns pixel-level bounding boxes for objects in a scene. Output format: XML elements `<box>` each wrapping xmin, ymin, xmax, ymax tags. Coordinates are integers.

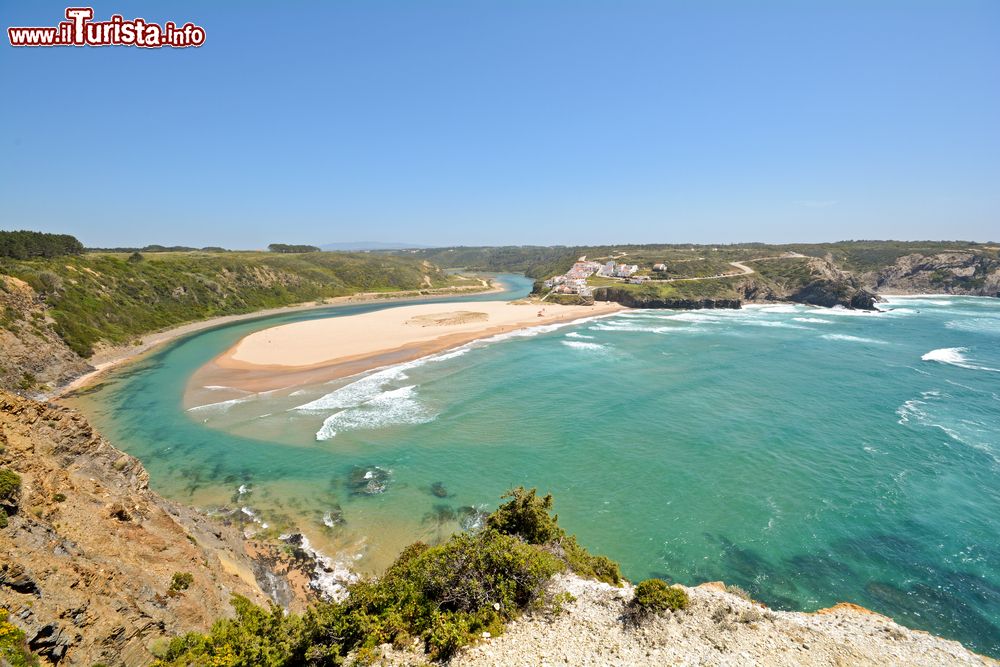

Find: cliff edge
<box><xmin>0</xmin><ymin>391</ymin><xmax>306</xmax><ymax>665</ymax></box>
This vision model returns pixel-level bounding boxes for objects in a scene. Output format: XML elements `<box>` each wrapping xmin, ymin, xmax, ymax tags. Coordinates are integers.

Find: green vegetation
<box><xmin>268</xmin><ymin>244</ymin><xmax>322</xmax><ymax>254</ymax></box>
<box><xmin>0</xmin><ymin>609</ymin><xmax>39</xmax><ymax>667</ymax></box>
<box><xmin>0</xmin><ymin>251</ymin><xmax>465</xmax><ymax>356</ymax></box>
<box><xmin>155</xmin><ymin>487</ymin><xmax>620</xmax><ymax>666</ymax></box>
<box><xmin>0</xmin><ymin>468</ymin><xmax>21</xmax><ymax>508</ymax></box>
<box><xmin>629</xmin><ymin>578</ymin><xmax>689</xmax><ymax>616</ymax></box>
<box><xmin>169</xmin><ymin>572</ymin><xmax>194</xmax><ymax>593</ymax></box>
<box><xmin>400</xmin><ymin>241</ymin><xmax>1000</xmax><ymax>301</ymax></box>
<box><xmin>593</xmin><ymin>275</ymin><xmax>748</xmax><ymax>302</ymax></box>
<box><xmin>0</xmin><ymin>230</ymin><xmax>83</xmax><ymax>259</ymax></box>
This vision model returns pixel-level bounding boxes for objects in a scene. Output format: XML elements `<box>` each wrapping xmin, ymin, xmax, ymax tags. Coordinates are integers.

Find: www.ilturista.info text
<box><xmin>8</xmin><ymin>7</ymin><xmax>205</xmax><ymax>48</ymax></box>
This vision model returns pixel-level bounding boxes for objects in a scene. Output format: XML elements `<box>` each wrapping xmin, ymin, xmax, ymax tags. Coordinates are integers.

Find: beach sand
<box><xmin>187</xmin><ymin>300</ymin><xmax>623</xmax><ymax>403</ymax></box>
<box><xmin>54</xmin><ymin>280</ymin><xmax>499</xmax><ymax>399</ymax></box>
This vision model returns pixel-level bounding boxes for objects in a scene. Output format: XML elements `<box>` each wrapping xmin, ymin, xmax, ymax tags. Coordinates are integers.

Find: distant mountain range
<box><xmin>321</xmin><ymin>242</ymin><xmax>427</xmax><ymax>251</ymax></box>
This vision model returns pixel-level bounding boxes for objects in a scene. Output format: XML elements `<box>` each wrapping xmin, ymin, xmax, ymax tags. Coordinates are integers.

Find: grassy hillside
<box><xmin>0</xmin><ymin>251</ymin><xmax>465</xmax><ymax>357</ymax></box>
<box><xmin>399</xmin><ymin>241</ymin><xmax>1000</xmax><ymax>302</ymax></box>
<box><xmin>399</xmin><ymin>241</ymin><xmax>998</xmax><ymax>277</ymax></box>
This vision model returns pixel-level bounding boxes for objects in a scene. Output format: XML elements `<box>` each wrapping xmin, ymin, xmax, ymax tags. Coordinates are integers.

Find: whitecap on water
<box><xmin>561</xmin><ymin>340</ymin><xmax>609</xmax><ymax>352</ymax></box>
<box><xmin>945</xmin><ymin>318</ymin><xmax>1000</xmax><ymax>336</ymax></box>
<box><xmin>565</xmin><ymin>331</ymin><xmax>595</xmax><ymax>340</ymax></box>
<box><xmin>821</xmin><ymin>333</ymin><xmax>888</xmax><ymax>345</ymax></box>
<box><xmin>187</xmin><ymin>395</ymin><xmax>256</xmax><ymax>413</ymax></box>
<box><xmin>921</xmin><ymin>347</ymin><xmax>999</xmax><ymax>373</ymax></box>
<box><xmin>793</xmin><ymin>317</ymin><xmax>834</xmax><ymax>324</ymax></box>
<box><xmin>314</xmin><ymin>385</ymin><xmax>434</xmax><ymax>440</ymax></box>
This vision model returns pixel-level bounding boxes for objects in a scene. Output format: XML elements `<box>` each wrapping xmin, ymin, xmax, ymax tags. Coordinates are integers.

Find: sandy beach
<box><xmin>187</xmin><ymin>300</ymin><xmax>623</xmax><ymax>401</ymax></box>
<box><xmin>53</xmin><ymin>281</ymin><xmax>499</xmax><ymax>399</ymax></box>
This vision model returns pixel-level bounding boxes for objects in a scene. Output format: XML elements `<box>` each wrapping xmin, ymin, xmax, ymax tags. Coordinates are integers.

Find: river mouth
<box><xmin>67</xmin><ymin>289</ymin><xmax>1000</xmax><ymax>657</ymax></box>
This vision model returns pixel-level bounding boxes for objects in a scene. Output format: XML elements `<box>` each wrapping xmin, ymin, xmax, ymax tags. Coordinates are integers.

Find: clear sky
<box><xmin>1</xmin><ymin>1</ymin><xmax>998</xmax><ymax>249</ymax></box>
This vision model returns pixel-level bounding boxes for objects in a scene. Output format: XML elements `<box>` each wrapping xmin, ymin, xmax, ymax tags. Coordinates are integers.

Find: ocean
<box><xmin>70</xmin><ymin>275</ymin><xmax>1000</xmax><ymax>657</ymax></box>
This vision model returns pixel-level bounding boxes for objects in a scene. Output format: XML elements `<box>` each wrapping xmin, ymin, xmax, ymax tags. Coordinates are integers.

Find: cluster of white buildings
<box><xmin>598</xmin><ymin>261</ymin><xmax>640</xmax><ymax>278</ymax></box>
<box><xmin>543</xmin><ymin>258</ymin><xmax>655</xmax><ymax>295</ymax></box>
<box><xmin>543</xmin><ymin>260</ymin><xmax>603</xmax><ymax>296</ymax></box>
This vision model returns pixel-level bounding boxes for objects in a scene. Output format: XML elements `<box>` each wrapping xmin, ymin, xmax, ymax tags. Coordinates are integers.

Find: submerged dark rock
<box><xmin>347</xmin><ymin>466</ymin><xmax>391</xmax><ymax>496</ymax></box>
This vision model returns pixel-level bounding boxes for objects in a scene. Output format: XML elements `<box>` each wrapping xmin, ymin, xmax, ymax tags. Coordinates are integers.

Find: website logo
<box><xmin>8</xmin><ymin>7</ymin><xmax>206</xmax><ymax>48</ymax></box>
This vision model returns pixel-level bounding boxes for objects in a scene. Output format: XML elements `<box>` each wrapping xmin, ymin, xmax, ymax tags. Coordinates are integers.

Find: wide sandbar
<box><xmin>187</xmin><ymin>300</ymin><xmax>624</xmax><ymax>400</ymax></box>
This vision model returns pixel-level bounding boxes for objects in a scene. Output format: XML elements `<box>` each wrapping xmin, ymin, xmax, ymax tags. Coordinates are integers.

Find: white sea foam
<box><xmin>793</xmin><ymin>317</ymin><xmax>833</xmax><ymax>324</ymax></box>
<box><xmin>589</xmin><ymin>322</ymin><xmax>698</xmax><ymax>335</ymax></box>
<box><xmin>740</xmin><ymin>320</ymin><xmax>811</xmax><ymax>329</ymax></box>
<box><xmin>818</xmin><ymin>307</ymin><xmax>879</xmax><ymax>317</ymax></box>
<box><xmin>279</xmin><ymin>533</ymin><xmax>358</xmax><ymax>602</ymax></box>
<box><xmin>945</xmin><ymin>318</ymin><xmax>1000</xmax><ymax>335</ymax></box>
<box><xmin>881</xmin><ymin>296</ymin><xmax>955</xmax><ymax>306</ymax></box>
<box><xmin>896</xmin><ymin>391</ymin><xmax>998</xmax><ymax>463</ymax></box>
<box><xmin>664</xmin><ymin>312</ymin><xmax>722</xmax><ymax>323</ymax></box>
<box><xmin>754</xmin><ymin>305</ymin><xmax>801</xmax><ymax>313</ymax></box>
<box><xmin>820</xmin><ymin>333</ymin><xmax>888</xmax><ymax>345</ymax></box>
<box><xmin>921</xmin><ymin>347</ymin><xmax>999</xmax><ymax>373</ymax></box>
<box><xmin>314</xmin><ymin>385</ymin><xmax>434</xmax><ymax>440</ymax></box>
<box><xmin>187</xmin><ymin>395</ymin><xmax>255</xmax><ymax>413</ymax></box>
<box><xmin>565</xmin><ymin>331</ymin><xmax>595</xmax><ymax>339</ymax></box>
<box><xmin>561</xmin><ymin>340</ymin><xmax>608</xmax><ymax>352</ymax></box>
<box><xmin>202</xmin><ymin>385</ymin><xmax>251</xmax><ymax>393</ymax></box>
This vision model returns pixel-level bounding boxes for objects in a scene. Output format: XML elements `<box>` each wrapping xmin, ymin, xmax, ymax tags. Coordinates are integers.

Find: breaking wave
<box><xmin>314</xmin><ymin>385</ymin><xmax>434</xmax><ymax>440</ymax></box>
<box><xmin>821</xmin><ymin>334</ymin><xmax>888</xmax><ymax>345</ymax></box>
<box><xmin>561</xmin><ymin>340</ymin><xmax>609</xmax><ymax>352</ymax></box>
<box><xmin>921</xmin><ymin>348</ymin><xmax>999</xmax><ymax>373</ymax></box>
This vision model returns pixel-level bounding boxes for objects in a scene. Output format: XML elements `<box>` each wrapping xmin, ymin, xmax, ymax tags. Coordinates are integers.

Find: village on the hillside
<box><xmin>543</xmin><ymin>257</ymin><xmax>662</xmax><ymax>296</ymax></box>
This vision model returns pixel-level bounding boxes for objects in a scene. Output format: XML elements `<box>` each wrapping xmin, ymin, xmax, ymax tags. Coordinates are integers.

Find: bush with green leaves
<box><xmin>488</xmin><ymin>487</ymin><xmax>621</xmax><ymax>585</ymax></box>
<box><xmin>629</xmin><ymin>578</ymin><xmax>689</xmax><ymax>619</ymax></box>
<box><xmin>169</xmin><ymin>572</ymin><xmax>194</xmax><ymax>593</ymax></box>
<box><xmin>0</xmin><ymin>468</ymin><xmax>20</xmax><ymax>511</ymax></box>
<box><xmin>0</xmin><ymin>608</ymin><xmax>39</xmax><ymax>667</ymax></box>
<box><xmin>154</xmin><ymin>487</ymin><xmax>622</xmax><ymax>665</ymax></box>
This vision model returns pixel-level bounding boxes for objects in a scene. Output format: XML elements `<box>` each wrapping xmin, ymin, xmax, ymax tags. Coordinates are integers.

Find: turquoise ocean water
<box><xmin>72</xmin><ymin>275</ymin><xmax>1000</xmax><ymax>656</ymax></box>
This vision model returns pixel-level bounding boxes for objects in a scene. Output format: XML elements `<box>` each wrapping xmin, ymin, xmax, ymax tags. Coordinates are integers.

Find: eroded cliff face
<box><xmin>865</xmin><ymin>252</ymin><xmax>1000</xmax><ymax>296</ymax></box>
<box><xmin>0</xmin><ymin>392</ymin><xmax>305</xmax><ymax>665</ymax></box>
<box><xmin>0</xmin><ymin>277</ymin><xmax>90</xmax><ymax>395</ymax></box>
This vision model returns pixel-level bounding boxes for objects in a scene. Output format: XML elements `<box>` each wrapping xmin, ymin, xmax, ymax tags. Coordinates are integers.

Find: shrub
<box><xmin>157</xmin><ymin>596</ymin><xmax>308</xmax><ymax>667</ymax></box>
<box><xmin>0</xmin><ymin>469</ymin><xmax>21</xmax><ymax>509</ymax></box>
<box><xmin>154</xmin><ymin>488</ymin><xmax>618</xmax><ymax>665</ymax></box>
<box><xmin>486</xmin><ymin>487</ymin><xmax>562</xmax><ymax>544</ymax></box>
<box><xmin>0</xmin><ymin>608</ymin><xmax>39</xmax><ymax>667</ymax></box>
<box><xmin>630</xmin><ymin>579</ymin><xmax>689</xmax><ymax>616</ymax></box>
<box><xmin>726</xmin><ymin>584</ymin><xmax>751</xmax><ymax>601</ymax></box>
<box><xmin>487</xmin><ymin>487</ymin><xmax>621</xmax><ymax>584</ymax></box>
<box><xmin>169</xmin><ymin>572</ymin><xmax>194</xmax><ymax>593</ymax></box>
<box><xmin>52</xmin><ymin>493</ymin><xmax>67</xmax><ymax>503</ymax></box>
<box><xmin>561</xmin><ymin>535</ymin><xmax>621</xmax><ymax>586</ymax></box>
<box><xmin>0</xmin><ymin>510</ymin><xmax>7</xmax><ymax>529</ymax></box>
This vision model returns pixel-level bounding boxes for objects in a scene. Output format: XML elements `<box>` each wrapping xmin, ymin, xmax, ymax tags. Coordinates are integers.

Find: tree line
<box><xmin>268</xmin><ymin>243</ymin><xmax>321</xmax><ymax>253</ymax></box>
<box><xmin>0</xmin><ymin>230</ymin><xmax>84</xmax><ymax>259</ymax></box>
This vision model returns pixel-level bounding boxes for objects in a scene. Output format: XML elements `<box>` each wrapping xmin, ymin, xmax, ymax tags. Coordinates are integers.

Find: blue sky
<box><xmin>1</xmin><ymin>1</ymin><xmax>998</xmax><ymax>248</ymax></box>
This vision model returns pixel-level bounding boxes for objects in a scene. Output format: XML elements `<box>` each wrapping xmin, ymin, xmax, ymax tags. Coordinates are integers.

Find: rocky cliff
<box><xmin>0</xmin><ymin>276</ymin><xmax>91</xmax><ymax>395</ymax></box>
<box><xmin>864</xmin><ymin>251</ymin><xmax>1000</xmax><ymax>296</ymax></box>
<box><xmin>445</xmin><ymin>575</ymin><xmax>997</xmax><ymax>667</ymax></box>
<box><xmin>0</xmin><ymin>392</ymin><xmax>317</xmax><ymax>665</ymax></box>
<box><xmin>593</xmin><ymin>288</ymin><xmax>741</xmax><ymax>310</ymax></box>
